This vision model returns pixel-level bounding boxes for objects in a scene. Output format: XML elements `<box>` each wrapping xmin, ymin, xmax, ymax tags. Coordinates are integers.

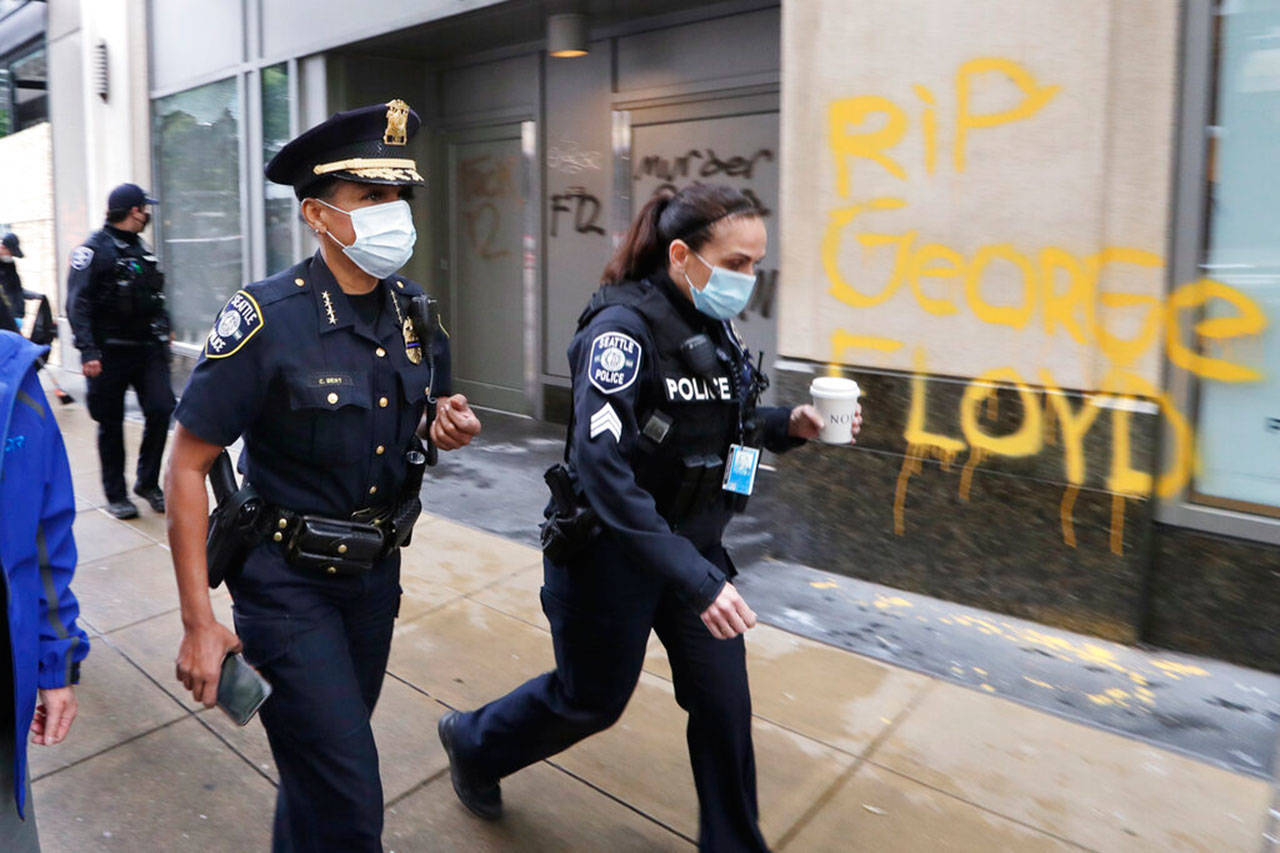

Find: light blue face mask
<box><xmin>684</xmin><ymin>250</ymin><xmax>757</xmax><ymax>320</ymax></box>
<box><xmin>317</xmin><ymin>198</ymin><xmax>416</xmax><ymax>280</ymax></box>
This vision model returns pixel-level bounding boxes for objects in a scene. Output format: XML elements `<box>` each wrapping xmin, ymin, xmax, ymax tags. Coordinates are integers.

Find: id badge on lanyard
<box><xmin>723</xmin><ymin>444</ymin><xmax>760</xmax><ymax>496</ymax></box>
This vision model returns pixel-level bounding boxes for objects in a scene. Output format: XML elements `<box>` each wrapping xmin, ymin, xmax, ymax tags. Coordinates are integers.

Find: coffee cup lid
<box><xmin>810</xmin><ymin>376</ymin><xmax>861</xmax><ymax>397</ymax></box>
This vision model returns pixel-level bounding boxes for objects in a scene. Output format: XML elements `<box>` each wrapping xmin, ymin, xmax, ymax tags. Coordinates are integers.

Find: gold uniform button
<box><xmin>396</xmin><ymin>281</ymin><xmax>404</xmax><ymax>289</ymax></box>
<box><xmin>326</xmin><ymin>566</ymin><xmax>337</xmax><ymax>575</ymax></box>
<box><xmin>327</xmin><ymin>392</ymin><xmax>339</xmax><ymax>405</ymax></box>
<box><xmin>278</xmin><ymin>518</ymin><xmax>288</xmax><ymax>530</ymax></box>
<box><xmin>272</xmin><ymin>532</ymin><xmax>283</xmax><ymax>542</ymax></box>
<box><xmin>375</xmin><ymin>347</ymin><xmax>386</xmax><ymax>358</ymax></box>
<box><xmin>375</xmin><ymin>445</ymin><xmax>385</xmax><ymax>455</ymax></box>
<box><xmin>379</xmin><ymin>396</ymin><xmax>388</xmax><ymax>408</ymax></box>
<box><xmin>369</xmin><ymin>486</ymin><xmax>378</xmax><ymax>495</ymax></box>
<box><xmin>294</xmin><ymin>277</ymin><xmax>305</xmax><ymax>287</ymax></box>
<box><xmin>338</xmin><ymin>544</ymin><xmax>348</xmax><ymax>554</ymax></box>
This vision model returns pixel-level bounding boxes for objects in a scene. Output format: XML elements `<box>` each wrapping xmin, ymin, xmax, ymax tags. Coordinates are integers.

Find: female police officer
<box><xmin>439</xmin><ymin>183</ymin><xmax>862</xmax><ymax>851</ymax></box>
<box><xmin>164</xmin><ymin>100</ymin><xmax>481</xmax><ymax>851</ymax></box>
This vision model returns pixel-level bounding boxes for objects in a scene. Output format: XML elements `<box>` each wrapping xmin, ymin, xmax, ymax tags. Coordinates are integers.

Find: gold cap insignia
<box><xmin>384</xmin><ymin>99</ymin><xmax>410</xmax><ymax>146</ymax></box>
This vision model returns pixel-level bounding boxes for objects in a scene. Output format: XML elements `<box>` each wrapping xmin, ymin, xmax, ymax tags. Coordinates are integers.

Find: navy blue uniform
<box><xmin>175</xmin><ymin>252</ymin><xmax>449</xmax><ymax>852</ymax></box>
<box><xmin>451</xmin><ymin>272</ymin><xmax>799</xmax><ymax>851</ymax></box>
<box><xmin>66</xmin><ymin>225</ymin><xmax>175</xmax><ymax>503</ymax></box>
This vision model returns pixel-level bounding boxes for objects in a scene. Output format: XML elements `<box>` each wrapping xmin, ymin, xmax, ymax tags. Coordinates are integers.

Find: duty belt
<box><xmin>266</xmin><ymin>500</ymin><xmax>421</xmax><ymax>576</ymax></box>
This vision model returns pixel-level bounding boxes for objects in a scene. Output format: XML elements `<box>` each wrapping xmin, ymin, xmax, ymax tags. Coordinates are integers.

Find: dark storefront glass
<box><xmin>262</xmin><ymin>63</ymin><xmax>293</xmax><ymax>275</ymax></box>
<box><xmin>152</xmin><ymin>77</ymin><xmax>243</xmax><ymax>345</ymax></box>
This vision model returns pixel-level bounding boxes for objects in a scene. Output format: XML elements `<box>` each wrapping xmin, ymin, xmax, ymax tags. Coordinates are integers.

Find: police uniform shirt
<box><xmin>174</xmin><ymin>252</ymin><xmax>450</xmax><ymax>519</ymax></box>
<box><xmin>567</xmin><ymin>271</ymin><xmax>798</xmax><ymax>611</ymax></box>
<box><xmin>66</xmin><ymin>225</ymin><xmax>166</xmax><ymax>361</ymax></box>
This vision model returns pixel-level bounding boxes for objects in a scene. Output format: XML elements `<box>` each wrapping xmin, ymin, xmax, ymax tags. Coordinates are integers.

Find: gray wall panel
<box><xmin>542</xmin><ymin>44</ymin><xmax>612</xmax><ymax>377</ymax></box>
<box><xmin>260</xmin><ymin>0</ymin><xmax>503</xmax><ymax>65</ymax></box>
<box><xmin>149</xmin><ymin>0</ymin><xmax>243</xmax><ymax>92</ymax></box>
<box><xmin>441</xmin><ymin>54</ymin><xmax>538</xmax><ymax>120</ymax></box>
<box><xmin>616</xmin><ymin>7</ymin><xmax>779</xmax><ymax>94</ymax></box>
<box><xmin>47</xmin><ymin>0</ymin><xmax>80</xmax><ymax>42</ymax></box>
<box><xmin>47</xmin><ymin>28</ymin><xmax>87</xmax><ymax>322</ymax></box>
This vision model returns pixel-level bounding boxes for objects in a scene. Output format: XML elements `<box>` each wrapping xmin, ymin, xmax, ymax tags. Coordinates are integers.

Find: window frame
<box><xmin>1158</xmin><ymin>0</ymin><xmax>1280</xmax><ymax>545</ymax></box>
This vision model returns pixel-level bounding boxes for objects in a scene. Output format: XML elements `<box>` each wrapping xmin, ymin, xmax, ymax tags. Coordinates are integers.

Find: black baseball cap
<box><xmin>107</xmin><ymin>183</ymin><xmax>159</xmax><ymax>213</ymax></box>
<box><xmin>1</xmin><ymin>232</ymin><xmax>21</xmax><ymax>258</ymax></box>
<box><xmin>265</xmin><ymin>99</ymin><xmax>425</xmax><ymax>199</ymax></box>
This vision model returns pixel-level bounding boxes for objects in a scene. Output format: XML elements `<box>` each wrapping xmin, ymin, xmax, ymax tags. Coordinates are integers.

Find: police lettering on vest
<box><xmin>664</xmin><ymin>375</ymin><xmax>733</xmax><ymax>403</ymax></box>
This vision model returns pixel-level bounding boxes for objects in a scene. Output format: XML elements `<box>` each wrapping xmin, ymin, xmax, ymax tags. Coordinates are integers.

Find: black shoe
<box><xmin>133</xmin><ymin>485</ymin><xmax>165</xmax><ymax>514</ymax></box>
<box><xmin>106</xmin><ymin>499</ymin><xmax>139</xmax><ymax>519</ymax></box>
<box><xmin>438</xmin><ymin>711</ymin><xmax>502</xmax><ymax>820</ymax></box>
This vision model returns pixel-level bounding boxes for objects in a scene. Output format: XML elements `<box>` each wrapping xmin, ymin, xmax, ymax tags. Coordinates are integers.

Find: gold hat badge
<box><xmin>384</xmin><ymin>99</ymin><xmax>409</xmax><ymax>146</ymax></box>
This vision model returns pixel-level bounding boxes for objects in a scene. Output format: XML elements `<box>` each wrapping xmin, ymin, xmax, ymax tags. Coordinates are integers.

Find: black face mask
<box><xmin>138</xmin><ymin>211</ymin><xmax>151</xmax><ymax>229</ymax></box>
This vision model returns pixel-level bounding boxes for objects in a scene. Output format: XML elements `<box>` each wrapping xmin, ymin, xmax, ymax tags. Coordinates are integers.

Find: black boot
<box><xmin>437</xmin><ymin>711</ymin><xmax>503</xmax><ymax>820</ymax></box>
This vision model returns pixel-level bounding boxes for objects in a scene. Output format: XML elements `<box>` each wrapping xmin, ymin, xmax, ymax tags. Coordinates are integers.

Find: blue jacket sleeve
<box><xmin>570</xmin><ymin>308</ymin><xmax>727</xmax><ymax>611</ymax></box>
<box><xmin>30</xmin><ymin>369</ymin><xmax>90</xmax><ymax>688</ymax></box>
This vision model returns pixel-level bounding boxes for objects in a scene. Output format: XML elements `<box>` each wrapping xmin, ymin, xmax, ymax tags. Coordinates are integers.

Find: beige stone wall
<box><xmin>0</xmin><ymin>122</ymin><xmax>59</xmax><ymax>317</ymax></box>
<box><xmin>779</xmin><ymin>0</ymin><xmax>1181</xmax><ymax>392</ymax></box>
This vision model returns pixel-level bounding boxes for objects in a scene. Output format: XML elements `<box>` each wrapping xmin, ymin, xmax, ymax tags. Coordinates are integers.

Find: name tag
<box><xmin>722</xmin><ymin>444</ymin><xmax>760</xmax><ymax>496</ymax></box>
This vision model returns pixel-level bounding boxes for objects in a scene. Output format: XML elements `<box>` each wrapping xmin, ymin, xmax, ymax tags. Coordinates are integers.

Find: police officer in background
<box><xmin>1</xmin><ymin>232</ymin><xmax>37</xmax><ymax>331</ymax></box>
<box><xmin>165</xmin><ymin>100</ymin><xmax>481</xmax><ymax>852</ymax></box>
<box><xmin>67</xmin><ymin>184</ymin><xmax>174</xmax><ymax>519</ymax></box>
<box><xmin>439</xmin><ymin>183</ymin><xmax>862</xmax><ymax>851</ymax></box>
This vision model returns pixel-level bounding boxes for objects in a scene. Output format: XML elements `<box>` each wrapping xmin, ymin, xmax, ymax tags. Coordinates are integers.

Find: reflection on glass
<box><xmin>153</xmin><ymin>77</ymin><xmax>242</xmax><ymax>345</ymax></box>
<box><xmin>262</xmin><ymin>63</ymin><xmax>294</xmax><ymax>275</ymax></box>
<box><xmin>1195</xmin><ymin>2</ymin><xmax>1280</xmax><ymax>513</ymax></box>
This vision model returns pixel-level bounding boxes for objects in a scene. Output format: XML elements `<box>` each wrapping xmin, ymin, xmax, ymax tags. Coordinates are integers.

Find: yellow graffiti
<box><xmin>960</xmin><ymin>368</ymin><xmax>1042</xmax><ymax>457</ymax></box>
<box><xmin>1165</xmin><ymin>278</ymin><xmax>1267</xmax><ymax>382</ymax></box>
<box><xmin>954</xmin><ymin>57</ymin><xmax>1060</xmax><ymax>173</ymax></box>
<box><xmin>822</xmin><ymin>56</ymin><xmax>1268</xmax><ymax>551</ymax></box>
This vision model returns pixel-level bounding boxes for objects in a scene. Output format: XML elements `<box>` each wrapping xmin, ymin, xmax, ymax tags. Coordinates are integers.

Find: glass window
<box><xmin>0</xmin><ymin>41</ymin><xmax>47</xmax><ymax>137</ymax></box>
<box><xmin>1193</xmin><ymin>1</ymin><xmax>1280</xmax><ymax>516</ymax></box>
<box><xmin>152</xmin><ymin>77</ymin><xmax>243</xmax><ymax>346</ymax></box>
<box><xmin>262</xmin><ymin>63</ymin><xmax>294</xmax><ymax>275</ymax></box>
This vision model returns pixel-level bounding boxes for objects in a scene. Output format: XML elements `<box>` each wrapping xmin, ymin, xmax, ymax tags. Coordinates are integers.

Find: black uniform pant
<box><xmin>228</xmin><ymin>541</ymin><xmax>401</xmax><ymax>853</ymax></box>
<box><xmin>85</xmin><ymin>343</ymin><xmax>174</xmax><ymax>502</ymax></box>
<box><xmin>451</xmin><ymin>543</ymin><xmax>768</xmax><ymax>852</ymax></box>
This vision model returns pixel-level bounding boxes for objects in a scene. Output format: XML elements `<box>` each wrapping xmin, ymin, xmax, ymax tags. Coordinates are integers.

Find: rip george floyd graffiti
<box><xmin>820</xmin><ymin>57</ymin><xmax>1269</xmax><ymax>552</ymax></box>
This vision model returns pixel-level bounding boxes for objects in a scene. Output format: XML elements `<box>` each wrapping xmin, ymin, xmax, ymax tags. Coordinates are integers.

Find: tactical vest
<box><xmin>95</xmin><ymin>230</ymin><xmax>167</xmax><ymax>343</ymax></box>
<box><xmin>576</xmin><ymin>277</ymin><xmax>750</xmax><ymax>527</ymax></box>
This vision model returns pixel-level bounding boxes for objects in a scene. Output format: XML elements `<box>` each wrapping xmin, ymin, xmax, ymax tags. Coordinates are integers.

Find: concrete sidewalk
<box><xmin>26</xmin><ymin>390</ymin><xmax>1279</xmax><ymax>851</ymax></box>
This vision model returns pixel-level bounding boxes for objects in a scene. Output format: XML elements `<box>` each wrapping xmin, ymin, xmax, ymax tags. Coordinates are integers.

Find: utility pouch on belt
<box><xmin>206</xmin><ymin>450</ymin><xmax>266</xmax><ymax>589</ymax></box>
<box><xmin>285</xmin><ymin>516</ymin><xmax>386</xmax><ymax>576</ymax></box>
<box><xmin>539</xmin><ymin>463</ymin><xmax>600</xmax><ymax>563</ymax></box>
<box><xmin>662</xmin><ymin>454</ymin><xmax>725</xmax><ymax>522</ymax></box>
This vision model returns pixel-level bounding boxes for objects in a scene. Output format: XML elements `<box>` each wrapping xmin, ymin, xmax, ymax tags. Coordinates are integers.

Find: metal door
<box><xmin>446</xmin><ymin>122</ymin><xmax>536</xmax><ymax>414</ymax></box>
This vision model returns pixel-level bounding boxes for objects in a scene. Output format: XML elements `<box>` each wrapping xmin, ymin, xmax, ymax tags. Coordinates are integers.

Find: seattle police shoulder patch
<box><xmin>587</xmin><ymin>331</ymin><xmax>641</xmax><ymax>395</ymax></box>
<box><xmin>205</xmin><ymin>290</ymin><xmax>265</xmax><ymax>359</ymax></box>
<box><xmin>70</xmin><ymin>246</ymin><xmax>94</xmax><ymax>271</ymax></box>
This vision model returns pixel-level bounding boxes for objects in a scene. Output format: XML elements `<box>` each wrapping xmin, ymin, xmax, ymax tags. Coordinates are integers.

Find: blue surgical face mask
<box><xmin>317</xmin><ymin>198</ymin><xmax>416</xmax><ymax>280</ymax></box>
<box><xmin>683</xmin><ymin>250</ymin><xmax>757</xmax><ymax>320</ymax></box>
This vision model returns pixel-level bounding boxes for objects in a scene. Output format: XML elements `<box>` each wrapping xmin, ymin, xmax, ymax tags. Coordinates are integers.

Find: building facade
<box><xmin>43</xmin><ymin>0</ymin><xmax>1280</xmax><ymax>670</ymax></box>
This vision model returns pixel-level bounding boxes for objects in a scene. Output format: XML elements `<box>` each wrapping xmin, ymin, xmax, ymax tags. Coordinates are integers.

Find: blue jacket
<box><xmin>0</xmin><ymin>331</ymin><xmax>89</xmax><ymax>817</ymax></box>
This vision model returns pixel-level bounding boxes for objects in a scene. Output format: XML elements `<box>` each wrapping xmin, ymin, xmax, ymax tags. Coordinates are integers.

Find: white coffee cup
<box><xmin>809</xmin><ymin>376</ymin><xmax>861</xmax><ymax>444</ymax></box>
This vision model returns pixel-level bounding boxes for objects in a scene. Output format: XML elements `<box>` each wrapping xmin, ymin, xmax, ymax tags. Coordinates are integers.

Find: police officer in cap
<box><xmin>165</xmin><ymin>99</ymin><xmax>481</xmax><ymax>851</ymax></box>
<box><xmin>67</xmin><ymin>183</ymin><xmax>174</xmax><ymax>518</ymax></box>
<box><xmin>439</xmin><ymin>182</ymin><xmax>862</xmax><ymax>851</ymax></box>
<box><xmin>0</xmin><ymin>232</ymin><xmax>37</xmax><ymax>331</ymax></box>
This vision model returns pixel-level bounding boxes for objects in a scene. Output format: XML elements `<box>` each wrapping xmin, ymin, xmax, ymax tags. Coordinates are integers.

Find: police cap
<box><xmin>107</xmin><ymin>183</ymin><xmax>159</xmax><ymax>213</ymax></box>
<box><xmin>1</xmin><ymin>232</ymin><xmax>21</xmax><ymax>258</ymax></box>
<box><xmin>265</xmin><ymin>99</ymin><xmax>426</xmax><ymax>199</ymax></box>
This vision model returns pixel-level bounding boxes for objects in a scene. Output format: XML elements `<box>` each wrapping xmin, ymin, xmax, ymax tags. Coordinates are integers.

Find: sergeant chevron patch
<box><xmin>589</xmin><ymin>402</ymin><xmax>622</xmax><ymax>443</ymax></box>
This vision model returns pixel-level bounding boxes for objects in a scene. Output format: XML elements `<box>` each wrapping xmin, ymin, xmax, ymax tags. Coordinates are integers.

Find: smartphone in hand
<box><xmin>217</xmin><ymin>652</ymin><xmax>272</xmax><ymax>726</ymax></box>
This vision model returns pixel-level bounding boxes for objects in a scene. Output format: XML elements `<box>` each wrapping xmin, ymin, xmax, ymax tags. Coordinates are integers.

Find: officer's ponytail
<box><xmin>601</xmin><ymin>182</ymin><xmax>761</xmax><ymax>284</ymax></box>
